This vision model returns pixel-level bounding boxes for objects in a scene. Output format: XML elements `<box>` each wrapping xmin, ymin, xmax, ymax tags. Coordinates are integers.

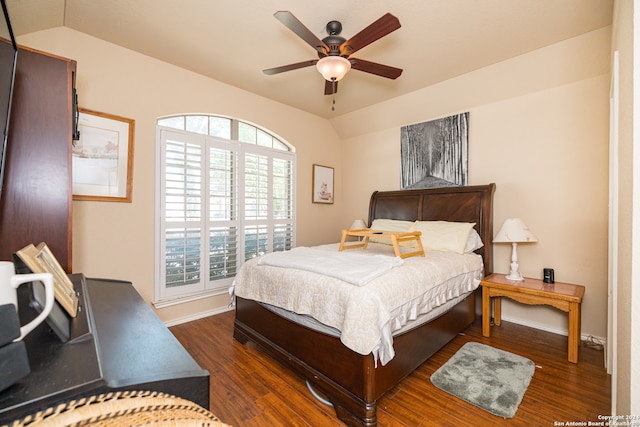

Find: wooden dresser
<box><xmin>0</xmin><ymin>46</ymin><xmax>76</xmax><ymax>272</ymax></box>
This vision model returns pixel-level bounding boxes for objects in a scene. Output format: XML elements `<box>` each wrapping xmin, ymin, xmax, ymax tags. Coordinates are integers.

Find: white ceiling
<box><xmin>5</xmin><ymin>0</ymin><xmax>613</xmax><ymax>119</ymax></box>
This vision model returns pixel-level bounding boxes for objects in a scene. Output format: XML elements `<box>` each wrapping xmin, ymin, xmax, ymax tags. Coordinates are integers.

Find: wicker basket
<box><xmin>4</xmin><ymin>390</ymin><xmax>232</xmax><ymax>427</ymax></box>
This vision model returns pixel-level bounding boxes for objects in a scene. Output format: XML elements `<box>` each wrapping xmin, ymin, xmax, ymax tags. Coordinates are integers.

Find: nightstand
<box><xmin>480</xmin><ymin>273</ymin><xmax>585</xmax><ymax>363</ymax></box>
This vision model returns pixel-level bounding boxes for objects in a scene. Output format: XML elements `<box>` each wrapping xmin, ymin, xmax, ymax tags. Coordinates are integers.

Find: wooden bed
<box><xmin>233</xmin><ymin>183</ymin><xmax>496</xmax><ymax>426</ymax></box>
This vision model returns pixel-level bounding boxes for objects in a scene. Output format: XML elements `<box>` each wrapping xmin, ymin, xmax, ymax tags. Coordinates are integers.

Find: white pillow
<box><xmin>464</xmin><ymin>228</ymin><xmax>484</xmax><ymax>253</ymax></box>
<box><xmin>410</xmin><ymin>221</ymin><xmax>476</xmax><ymax>254</ymax></box>
<box><xmin>368</xmin><ymin>219</ymin><xmax>415</xmax><ymax>245</ymax></box>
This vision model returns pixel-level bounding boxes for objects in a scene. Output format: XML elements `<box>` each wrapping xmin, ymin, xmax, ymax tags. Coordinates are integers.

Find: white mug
<box><xmin>0</xmin><ymin>261</ymin><xmax>54</xmax><ymax>341</ymax></box>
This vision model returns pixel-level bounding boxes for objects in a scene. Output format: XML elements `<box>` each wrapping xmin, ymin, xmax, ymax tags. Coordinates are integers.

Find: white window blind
<box><xmin>156</xmin><ymin>123</ymin><xmax>295</xmax><ymax>304</ymax></box>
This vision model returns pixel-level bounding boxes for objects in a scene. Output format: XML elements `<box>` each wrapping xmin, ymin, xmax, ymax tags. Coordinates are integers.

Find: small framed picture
<box><xmin>72</xmin><ymin>108</ymin><xmax>135</xmax><ymax>202</ymax></box>
<box><xmin>15</xmin><ymin>243</ymin><xmax>79</xmax><ymax>317</ymax></box>
<box><xmin>312</xmin><ymin>164</ymin><xmax>334</xmax><ymax>204</ymax></box>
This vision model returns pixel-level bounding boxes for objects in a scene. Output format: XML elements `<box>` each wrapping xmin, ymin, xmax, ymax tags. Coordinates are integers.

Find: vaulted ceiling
<box><xmin>5</xmin><ymin>0</ymin><xmax>613</xmax><ymax>118</ymax></box>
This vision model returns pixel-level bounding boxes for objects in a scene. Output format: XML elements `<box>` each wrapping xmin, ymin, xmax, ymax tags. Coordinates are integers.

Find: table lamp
<box><xmin>349</xmin><ymin>219</ymin><xmax>367</xmax><ymax>241</ymax></box>
<box><xmin>493</xmin><ymin>218</ymin><xmax>538</xmax><ymax>281</ymax></box>
<box><xmin>350</xmin><ymin>219</ymin><xmax>367</xmax><ymax>230</ymax></box>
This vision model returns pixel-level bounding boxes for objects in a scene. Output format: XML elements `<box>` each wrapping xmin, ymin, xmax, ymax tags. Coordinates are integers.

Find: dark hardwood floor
<box><xmin>170</xmin><ymin>310</ymin><xmax>611</xmax><ymax>427</ymax></box>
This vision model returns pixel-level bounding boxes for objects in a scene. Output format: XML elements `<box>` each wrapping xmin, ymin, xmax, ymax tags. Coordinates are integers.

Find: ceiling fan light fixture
<box><xmin>316</xmin><ymin>56</ymin><xmax>351</xmax><ymax>82</ymax></box>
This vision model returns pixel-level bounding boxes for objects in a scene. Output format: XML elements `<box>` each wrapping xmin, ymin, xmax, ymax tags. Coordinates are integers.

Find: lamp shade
<box><xmin>316</xmin><ymin>56</ymin><xmax>351</xmax><ymax>82</ymax></box>
<box><xmin>493</xmin><ymin>218</ymin><xmax>538</xmax><ymax>243</ymax></box>
<box><xmin>350</xmin><ymin>219</ymin><xmax>367</xmax><ymax>230</ymax></box>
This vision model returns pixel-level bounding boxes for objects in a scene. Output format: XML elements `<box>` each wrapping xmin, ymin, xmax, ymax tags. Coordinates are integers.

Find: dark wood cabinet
<box><xmin>0</xmin><ymin>46</ymin><xmax>75</xmax><ymax>272</ymax></box>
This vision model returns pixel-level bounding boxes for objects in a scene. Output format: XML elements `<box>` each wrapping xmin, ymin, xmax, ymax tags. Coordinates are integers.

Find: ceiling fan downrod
<box><xmin>331</xmin><ymin>79</ymin><xmax>337</xmax><ymax>111</ymax></box>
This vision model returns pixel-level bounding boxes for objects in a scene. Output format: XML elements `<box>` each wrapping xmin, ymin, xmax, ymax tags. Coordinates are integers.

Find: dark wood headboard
<box><xmin>368</xmin><ymin>183</ymin><xmax>496</xmax><ymax>275</ymax></box>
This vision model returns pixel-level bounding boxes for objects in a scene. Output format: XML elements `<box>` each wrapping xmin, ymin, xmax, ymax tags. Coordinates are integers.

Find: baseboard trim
<box><xmin>500</xmin><ymin>314</ymin><xmax>606</xmax><ymax>346</ymax></box>
<box><xmin>164</xmin><ymin>306</ymin><xmax>234</xmax><ymax>328</ymax></box>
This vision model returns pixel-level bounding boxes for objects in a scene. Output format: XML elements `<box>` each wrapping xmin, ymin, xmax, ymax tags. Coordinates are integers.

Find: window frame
<box><xmin>154</xmin><ymin>116</ymin><xmax>295</xmax><ymax>307</ymax></box>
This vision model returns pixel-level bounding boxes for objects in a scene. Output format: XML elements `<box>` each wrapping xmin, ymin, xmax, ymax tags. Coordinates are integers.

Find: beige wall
<box><xmin>17</xmin><ymin>27</ymin><xmax>345</xmax><ymax>323</ymax></box>
<box><xmin>17</xmin><ymin>25</ymin><xmax>611</xmax><ymax>345</ymax></box>
<box><xmin>337</xmin><ymin>28</ymin><xmax>611</xmax><ymax>340</ymax></box>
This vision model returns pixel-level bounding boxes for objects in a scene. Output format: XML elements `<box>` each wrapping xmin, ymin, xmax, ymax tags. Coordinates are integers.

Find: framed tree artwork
<box><xmin>400</xmin><ymin>112</ymin><xmax>469</xmax><ymax>189</ymax></box>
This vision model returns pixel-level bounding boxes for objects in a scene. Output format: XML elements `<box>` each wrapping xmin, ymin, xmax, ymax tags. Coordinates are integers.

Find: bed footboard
<box><xmin>234</xmin><ymin>297</ymin><xmax>378</xmax><ymax>426</ymax></box>
<box><xmin>233</xmin><ymin>293</ymin><xmax>476</xmax><ymax>427</ymax></box>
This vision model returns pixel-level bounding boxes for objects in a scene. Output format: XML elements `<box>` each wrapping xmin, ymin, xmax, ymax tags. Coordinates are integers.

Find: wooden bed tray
<box><xmin>234</xmin><ymin>184</ymin><xmax>496</xmax><ymax>426</ymax></box>
<box><xmin>338</xmin><ymin>229</ymin><xmax>425</xmax><ymax>259</ymax></box>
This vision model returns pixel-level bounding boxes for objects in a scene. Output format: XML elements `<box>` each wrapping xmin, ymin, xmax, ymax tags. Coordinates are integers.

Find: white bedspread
<box><xmin>230</xmin><ymin>243</ymin><xmax>483</xmax><ymax>366</ymax></box>
<box><xmin>258</xmin><ymin>246</ymin><xmax>404</xmax><ymax>286</ymax></box>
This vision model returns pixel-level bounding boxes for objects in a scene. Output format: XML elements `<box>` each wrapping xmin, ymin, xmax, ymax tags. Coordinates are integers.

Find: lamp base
<box><xmin>505</xmin><ymin>271</ymin><xmax>524</xmax><ymax>281</ymax></box>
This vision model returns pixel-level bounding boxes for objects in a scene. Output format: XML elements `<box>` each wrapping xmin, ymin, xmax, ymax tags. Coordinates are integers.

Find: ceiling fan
<box><xmin>263</xmin><ymin>11</ymin><xmax>403</xmax><ymax>96</ymax></box>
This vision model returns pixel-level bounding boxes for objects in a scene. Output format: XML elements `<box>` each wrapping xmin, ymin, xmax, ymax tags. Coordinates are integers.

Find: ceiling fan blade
<box><xmin>263</xmin><ymin>60</ymin><xmax>318</xmax><ymax>75</ymax></box>
<box><xmin>340</xmin><ymin>13</ymin><xmax>401</xmax><ymax>56</ymax></box>
<box><xmin>274</xmin><ymin>11</ymin><xmax>329</xmax><ymax>55</ymax></box>
<box><xmin>324</xmin><ymin>79</ymin><xmax>338</xmax><ymax>95</ymax></box>
<box><xmin>350</xmin><ymin>58</ymin><xmax>403</xmax><ymax>79</ymax></box>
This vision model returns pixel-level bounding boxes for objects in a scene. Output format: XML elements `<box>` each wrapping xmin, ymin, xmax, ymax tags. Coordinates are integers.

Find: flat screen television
<box><xmin>0</xmin><ymin>0</ymin><xmax>17</xmax><ymax>200</ymax></box>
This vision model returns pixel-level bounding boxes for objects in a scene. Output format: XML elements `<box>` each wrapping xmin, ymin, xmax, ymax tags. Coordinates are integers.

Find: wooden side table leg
<box><xmin>568</xmin><ymin>301</ymin><xmax>581</xmax><ymax>363</ymax></box>
<box><xmin>482</xmin><ymin>287</ymin><xmax>491</xmax><ymax>337</ymax></box>
<box><xmin>494</xmin><ymin>297</ymin><xmax>502</xmax><ymax>326</ymax></box>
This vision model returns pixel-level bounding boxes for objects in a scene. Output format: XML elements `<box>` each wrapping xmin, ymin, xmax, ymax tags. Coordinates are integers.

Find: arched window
<box><xmin>154</xmin><ymin>115</ymin><xmax>295</xmax><ymax>305</ymax></box>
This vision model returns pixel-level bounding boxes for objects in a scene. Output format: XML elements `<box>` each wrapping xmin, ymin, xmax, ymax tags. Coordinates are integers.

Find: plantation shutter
<box><xmin>208</xmin><ymin>145</ymin><xmax>239</xmax><ymax>282</ymax></box>
<box><xmin>161</xmin><ymin>130</ymin><xmax>204</xmax><ymax>298</ymax></box>
<box><xmin>273</xmin><ymin>157</ymin><xmax>294</xmax><ymax>252</ymax></box>
<box><xmin>156</xmin><ymin>123</ymin><xmax>295</xmax><ymax>303</ymax></box>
